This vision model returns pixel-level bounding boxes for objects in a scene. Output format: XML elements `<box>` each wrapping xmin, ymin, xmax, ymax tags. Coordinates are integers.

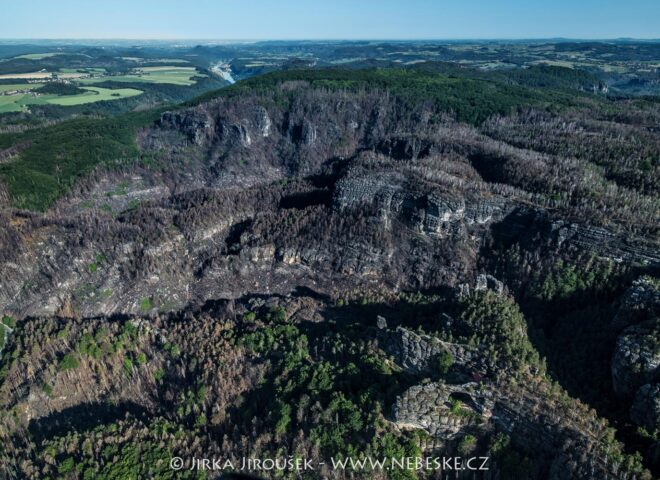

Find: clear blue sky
<box><xmin>2</xmin><ymin>0</ymin><xmax>659</xmax><ymax>40</ymax></box>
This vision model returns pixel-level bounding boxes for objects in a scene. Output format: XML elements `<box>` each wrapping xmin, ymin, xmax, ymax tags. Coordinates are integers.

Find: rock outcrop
<box><xmin>392</xmin><ymin>382</ymin><xmax>489</xmax><ymax>440</ymax></box>
<box><xmin>612</xmin><ymin>324</ymin><xmax>660</xmax><ymax>398</ymax></box>
<box><xmin>611</xmin><ymin>279</ymin><xmax>660</xmax><ymax>414</ymax></box>
<box><xmin>391</xmin><ymin>378</ymin><xmax>629</xmax><ymax>480</ymax></box>
<box><xmin>378</xmin><ymin>324</ymin><xmax>484</xmax><ymax>376</ymax></box>
<box><xmin>631</xmin><ymin>383</ymin><xmax>660</xmax><ymax>432</ymax></box>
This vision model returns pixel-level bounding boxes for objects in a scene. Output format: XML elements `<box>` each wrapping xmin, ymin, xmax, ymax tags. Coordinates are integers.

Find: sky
<box><xmin>1</xmin><ymin>0</ymin><xmax>659</xmax><ymax>40</ymax></box>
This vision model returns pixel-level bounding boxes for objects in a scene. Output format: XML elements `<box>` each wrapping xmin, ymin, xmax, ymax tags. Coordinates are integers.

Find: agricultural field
<box><xmin>0</xmin><ymin>71</ymin><xmax>87</xmax><ymax>80</ymax></box>
<box><xmin>0</xmin><ymin>72</ymin><xmax>53</xmax><ymax>80</ymax></box>
<box><xmin>79</xmin><ymin>66</ymin><xmax>205</xmax><ymax>86</ymax></box>
<box><xmin>0</xmin><ymin>95</ymin><xmax>26</xmax><ymax>113</ymax></box>
<box><xmin>42</xmin><ymin>86</ymin><xmax>143</xmax><ymax>105</ymax></box>
<box><xmin>0</xmin><ymin>86</ymin><xmax>143</xmax><ymax>112</ymax></box>
<box><xmin>0</xmin><ymin>51</ymin><xmax>217</xmax><ymax>117</ymax></box>
<box><xmin>11</xmin><ymin>52</ymin><xmax>63</xmax><ymax>60</ymax></box>
<box><xmin>0</xmin><ymin>83</ymin><xmax>43</xmax><ymax>93</ymax></box>
<box><xmin>121</xmin><ymin>57</ymin><xmax>190</xmax><ymax>64</ymax></box>
<box><xmin>59</xmin><ymin>67</ymin><xmax>106</xmax><ymax>74</ymax></box>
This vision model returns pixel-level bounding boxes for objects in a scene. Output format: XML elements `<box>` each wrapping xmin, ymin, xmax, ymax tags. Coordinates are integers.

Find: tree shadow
<box><xmin>27</xmin><ymin>401</ymin><xmax>151</xmax><ymax>443</ymax></box>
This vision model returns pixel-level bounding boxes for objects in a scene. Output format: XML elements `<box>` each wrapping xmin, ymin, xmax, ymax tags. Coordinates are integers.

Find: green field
<box><xmin>0</xmin><ymin>86</ymin><xmax>143</xmax><ymax>112</ymax></box>
<box><xmin>80</xmin><ymin>66</ymin><xmax>205</xmax><ymax>86</ymax></box>
<box><xmin>13</xmin><ymin>52</ymin><xmax>63</xmax><ymax>60</ymax></box>
<box><xmin>45</xmin><ymin>86</ymin><xmax>143</xmax><ymax>105</ymax></box>
<box><xmin>0</xmin><ymin>64</ymin><xmax>202</xmax><ymax>114</ymax></box>
<box><xmin>0</xmin><ymin>95</ymin><xmax>28</xmax><ymax>113</ymax></box>
<box><xmin>59</xmin><ymin>67</ymin><xmax>106</xmax><ymax>74</ymax></box>
<box><xmin>0</xmin><ymin>83</ymin><xmax>43</xmax><ymax>93</ymax></box>
<box><xmin>122</xmin><ymin>57</ymin><xmax>190</xmax><ymax>64</ymax></box>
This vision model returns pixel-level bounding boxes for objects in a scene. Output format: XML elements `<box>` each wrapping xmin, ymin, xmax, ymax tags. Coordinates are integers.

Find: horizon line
<box><xmin>0</xmin><ymin>37</ymin><xmax>659</xmax><ymax>42</ymax></box>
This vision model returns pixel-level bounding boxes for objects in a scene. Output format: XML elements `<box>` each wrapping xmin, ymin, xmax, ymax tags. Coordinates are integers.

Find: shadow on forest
<box><xmin>480</xmin><ymin>208</ymin><xmax>658</xmax><ymax>468</ymax></box>
<box><xmin>27</xmin><ymin>401</ymin><xmax>151</xmax><ymax>443</ymax></box>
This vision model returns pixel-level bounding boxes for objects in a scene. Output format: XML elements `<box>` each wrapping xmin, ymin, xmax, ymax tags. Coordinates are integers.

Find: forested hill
<box><xmin>0</xmin><ymin>66</ymin><xmax>609</xmax><ymax>212</ymax></box>
<box><xmin>191</xmin><ymin>66</ymin><xmax>603</xmax><ymax>124</ymax></box>
<box><xmin>0</xmin><ymin>62</ymin><xmax>659</xmax><ymax>479</ymax></box>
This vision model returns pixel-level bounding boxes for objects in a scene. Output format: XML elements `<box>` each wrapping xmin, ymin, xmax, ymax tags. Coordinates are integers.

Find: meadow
<box><xmin>0</xmin><ymin>83</ymin><xmax>43</xmax><ymax>93</ymax></box>
<box><xmin>0</xmin><ymin>86</ymin><xmax>143</xmax><ymax>113</ymax></box>
<box><xmin>12</xmin><ymin>52</ymin><xmax>63</xmax><ymax>60</ymax></box>
<box><xmin>0</xmin><ymin>72</ymin><xmax>87</xmax><ymax>80</ymax></box>
<box><xmin>59</xmin><ymin>67</ymin><xmax>106</xmax><ymax>74</ymax></box>
<box><xmin>80</xmin><ymin>66</ymin><xmax>205</xmax><ymax>86</ymax></box>
<box><xmin>0</xmin><ymin>96</ymin><xmax>26</xmax><ymax>113</ymax></box>
<box><xmin>43</xmin><ymin>86</ymin><xmax>143</xmax><ymax>105</ymax></box>
<box><xmin>0</xmin><ymin>72</ymin><xmax>53</xmax><ymax>80</ymax></box>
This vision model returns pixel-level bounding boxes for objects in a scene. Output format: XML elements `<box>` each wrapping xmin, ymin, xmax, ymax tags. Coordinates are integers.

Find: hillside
<box><xmin>0</xmin><ymin>66</ymin><xmax>658</xmax><ymax>479</ymax></box>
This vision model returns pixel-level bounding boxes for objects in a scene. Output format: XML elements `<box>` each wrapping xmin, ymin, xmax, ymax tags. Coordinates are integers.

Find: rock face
<box><xmin>333</xmin><ymin>169</ymin><xmax>405</xmax><ymax>212</ymax></box>
<box><xmin>549</xmin><ymin>221</ymin><xmax>660</xmax><ymax>266</ymax></box>
<box><xmin>612</xmin><ymin>324</ymin><xmax>660</xmax><ymax>398</ymax></box>
<box><xmin>611</xmin><ymin>279</ymin><xmax>660</xmax><ymax>403</ymax></box>
<box><xmin>391</xmin><ymin>376</ymin><xmax>626</xmax><ymax>480</ymax></box>
<box><xmin>1</xmin><ymin>84</ymin><xmax>657</xmax><ymax>322</ymax></box>
<box><xmin>333</xmin><ymin>163</ymin><xmax>510</xmax><ymax>237</ymax></box>
<box><xmin>458</xmin><ymin>274</ymin><xmax>505</xmax><ymax>299</ymax></box>
<box><xmin>631</xmin><ymin>383</ymin><xmax>660</xmax><ymax>432</ymax></box>
<box><xmin>159</xmin><ymin>110</ymin><xmax>215</xmax><ymax>146</ymax></box>
<box><xmin>608</xmin><ymin>277</ymin><xmax>660</xmax><ymax>445</ymax></box>
<box><xmin>393</xmin><ymin>382</ymin><xmax>489</xmax><ymax>440</ymax></box>
<box><xmin>611</xmin><ymin>277</ymin><xmax>660</xmax><ymax>331</ymax></box>
<box><xmin>378</xmin><ymin>324</ymin><xmax>484</xmax><ymax>376</ymax></box>
<box><xmin>493</xmin><ymin>210</ymin><xmax>660</xmax><ymax>268</ymax></box>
